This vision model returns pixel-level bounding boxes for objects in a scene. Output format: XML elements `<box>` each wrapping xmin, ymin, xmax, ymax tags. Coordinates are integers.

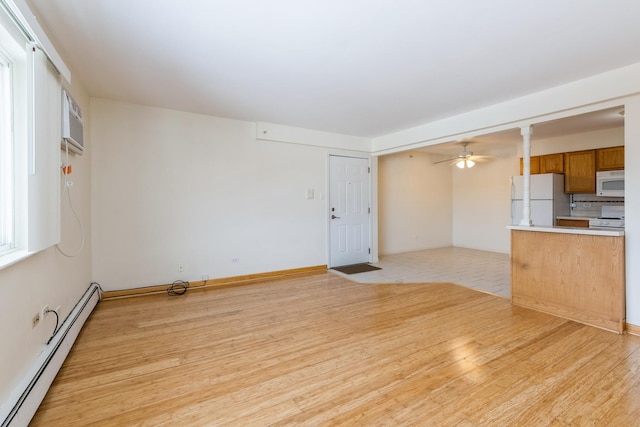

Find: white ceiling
<box><xmin>26</xmin><ymin>0</ymin><xmax>640</xmax><ymax>138</ymax></box>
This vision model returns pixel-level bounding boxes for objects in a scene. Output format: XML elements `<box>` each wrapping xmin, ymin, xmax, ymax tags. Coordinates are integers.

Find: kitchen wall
<box><xmin>378</xmin><ymin>151</ymin><xmax>453</xmax><ymax>255</ymax></box>
<box><xmin>0</xmin><ymin>81</ymin><xmax>92</xmax><ymax>405</ymax></box>
<box><xmin>523</xmin><ymin>126</ymin><xmax>625</xmax><ymax>218</ymax></box>
<box><xmin>90</xmin><ymin>98</ymin><xmax>371</xmax><ymax>290</ymax></box>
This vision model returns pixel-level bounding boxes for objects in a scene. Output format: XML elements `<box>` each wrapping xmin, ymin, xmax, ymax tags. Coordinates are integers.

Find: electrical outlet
<box><xmin>231</xmin><ymin>258</ymin><xmax>239</xmax><ymax>263</ymax></box>
<box><xmin>178</xmin><ymin>263</ymin><xmax>184</xmax><ymax>272</ymax></box>
<box><xmin>40</xmin><ymin>305</ymin><xmax>49</xmax><ymax>320</ymax></box>
<box><xmin>202</xmin><ymin>274</ymin><xmax>209</xmax><ymax>281</ymax></box>
<box><xmin>32</xmin><ymin>313</ymin><xmax>40</xmax><ymax>328</ymax></box>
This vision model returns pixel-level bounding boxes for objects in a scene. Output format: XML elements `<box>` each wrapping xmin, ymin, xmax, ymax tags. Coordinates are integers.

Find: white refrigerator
<box><xmin>511</xmin><ymin>173</ymin><xmax>570</xmax><ymax>226</ymax></box>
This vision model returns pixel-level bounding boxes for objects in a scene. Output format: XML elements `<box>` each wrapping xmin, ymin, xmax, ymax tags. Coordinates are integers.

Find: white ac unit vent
<box><xmin>61</xmin><ymin>90</ymin><xmax>84</xmax><ymax>154</ymax></box>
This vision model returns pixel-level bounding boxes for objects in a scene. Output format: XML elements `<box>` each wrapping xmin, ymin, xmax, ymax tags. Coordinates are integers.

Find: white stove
<box><xmin>589</xmin><ymin>205</ymin><xmax>625</xmax><ymax>230</ymax></box>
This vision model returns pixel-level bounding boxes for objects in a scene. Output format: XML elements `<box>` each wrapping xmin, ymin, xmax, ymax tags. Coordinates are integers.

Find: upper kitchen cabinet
<box><xmin>564</xmin><ymin>150</ymin><xmax>596</xmax><ymax>193</ymax></box>
<box><xmin>596</xmin><ymin>146</ymin><xmax>624</xmax><ymax>171</ymax></box>
<box><xmin>540</xmin><ymin>153</ymin><xmax>564</xmax><ymax>174</ymax></box>
<box><xmin>519</xmin><ymin>156</ymin><xmax>540</xmax><ymax>175</ymax></box>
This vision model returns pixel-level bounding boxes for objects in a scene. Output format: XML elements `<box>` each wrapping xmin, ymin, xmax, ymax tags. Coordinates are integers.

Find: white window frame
<box><xmin>0</xmin><ymin>51</ymin><xmax>14</xmax><ymax>256</ymax></box>
<box><xmin>0</xmin><ymin>11</ymin><xmax>62</xmax><ymax>269</ymax></box>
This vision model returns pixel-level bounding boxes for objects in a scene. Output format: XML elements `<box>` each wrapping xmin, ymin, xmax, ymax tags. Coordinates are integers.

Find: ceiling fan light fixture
<box><xmin>456</xmin><ymin>159</ymin><xmax>475</xmax><ymax>169</ymax></box>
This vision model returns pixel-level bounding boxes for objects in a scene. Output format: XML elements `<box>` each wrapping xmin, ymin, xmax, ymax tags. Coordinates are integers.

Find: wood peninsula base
<box><xmin>510</xmin><ymin>227</ymin><xmax>625</xmax><ymax>334</ymax></box>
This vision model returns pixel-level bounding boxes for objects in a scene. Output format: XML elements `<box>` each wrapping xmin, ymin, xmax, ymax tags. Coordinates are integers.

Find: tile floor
<box><xmin>331</xmin><ymin>247</ymin><xmax>511</xmax><ymax>298</ymax></box>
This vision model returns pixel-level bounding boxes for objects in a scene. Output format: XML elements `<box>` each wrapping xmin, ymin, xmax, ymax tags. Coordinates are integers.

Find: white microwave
<box><xmin>596</xmin><ymin>170</ymin><xmax>624</xmax><ymax>197</ymax></box>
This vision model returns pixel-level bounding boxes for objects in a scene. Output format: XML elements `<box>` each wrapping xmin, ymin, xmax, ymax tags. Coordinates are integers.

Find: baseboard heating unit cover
<box><xmin>1</xmin><ymin>283</ymin><xmax>100</xmax><ymax>427</ymax></box>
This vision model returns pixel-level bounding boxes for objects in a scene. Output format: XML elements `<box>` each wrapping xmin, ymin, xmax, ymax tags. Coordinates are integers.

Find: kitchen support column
<box><xmin>520</xmin><ymin>125</ymin><xmax>533</xmax><ymax>226</ymax></box>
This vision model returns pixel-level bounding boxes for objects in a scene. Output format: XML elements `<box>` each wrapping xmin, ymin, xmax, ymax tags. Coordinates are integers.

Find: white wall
<box><xmin>624</xmin><ymin>97</ymin><xmax>640</xmax><ymax>326</ymax></box>
<box><xmin>0</xmin><ymin>82</ymin><xmax>91</xmax><ymax>404</ymax></box>
<box><xmin>453</xmin><ymin>155</ymin><xmax>519</xmax><ymax>253</ymax></box>
<box><xmin>378</xmin><ymin>150</ymin><xmax>452</xmax><ymax>255</ymax></box>
<box><xmin>91</xmin><ymin>99</ymin><xmax>370</xmax><ymax>290</ymax></box>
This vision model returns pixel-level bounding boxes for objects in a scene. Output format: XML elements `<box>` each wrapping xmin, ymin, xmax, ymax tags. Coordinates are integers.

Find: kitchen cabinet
<box><xmin>519</xmin><ymin>156</ymin><xmax>540</xmax><ymax>175</ymax></box>
<box><xmin>564</xmin><ymin>150</ymin><xmax>596</xmax><ymax>193</ymax></box>
<box><xmin>557</xmin><ymin>218</ymin><xmax>589</xmax><ymax>228</ymax></box>
<box><xmin>540</xmin><ymin>153</ymin><xmax>564</xmax><ymax>174</ymax></box>
<box><xmin>596</xmin><ymin>146</ymin><xmax>624</xmax><ymax>171</ymax></box>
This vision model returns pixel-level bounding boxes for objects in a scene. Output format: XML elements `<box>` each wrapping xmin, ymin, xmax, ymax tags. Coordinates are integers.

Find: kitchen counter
<box><xmin>556</xmin><ymin>215</ymin><xmax>596</xmax><ymax>221</ymax></box>
<box><xmin>508</xmin><ymin>225</ymin><xmax>624</xmax><ymax>236</ymax></box>
<box><xmin>510</xmin><ymin>227</ymin><xmax>625</xmax><ymax>333</ymax></box>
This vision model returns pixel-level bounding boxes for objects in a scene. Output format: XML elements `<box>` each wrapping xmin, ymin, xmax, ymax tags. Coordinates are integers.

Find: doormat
<box><xmin>332</xmin><ymin>263</ymin><xmax>382</xmax><ymax>275</ymax></box>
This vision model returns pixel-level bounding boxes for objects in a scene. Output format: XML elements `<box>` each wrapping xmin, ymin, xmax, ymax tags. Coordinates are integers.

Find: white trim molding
<box><xmin>0</xmin><ymin>0</ymin><xmax>71</xmax><ymax>83</ymax></box>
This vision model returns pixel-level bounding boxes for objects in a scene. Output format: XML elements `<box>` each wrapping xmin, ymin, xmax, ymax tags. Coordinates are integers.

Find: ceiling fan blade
<box><xmin>468</xmin><ymin>154</ymin><xmax>491</xmax><ymax>162</ymax></box>
<box><xmin>432</xmin><ymin>157</ymin><xmax>459</xmax><ymax>164</ymax></box>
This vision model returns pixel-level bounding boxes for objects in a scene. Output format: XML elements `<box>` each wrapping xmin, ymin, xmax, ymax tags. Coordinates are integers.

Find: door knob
<box><xmin>331</xmin><ymin>214</ymin><xmax>340</xmax><ymax>219</ymax></box>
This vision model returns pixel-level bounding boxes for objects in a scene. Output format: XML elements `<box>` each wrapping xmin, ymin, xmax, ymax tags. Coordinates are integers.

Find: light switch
<box><xmin>306</xmin><ymin>189</ymin><xmax>314</xmax><ymax>199</ymax></box>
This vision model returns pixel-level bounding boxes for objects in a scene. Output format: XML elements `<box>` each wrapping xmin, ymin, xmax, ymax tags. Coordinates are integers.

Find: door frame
<box><xmin>327</xmin><ymin>154</ymin><xmax>378</xmax><ymax>268</ymax></box>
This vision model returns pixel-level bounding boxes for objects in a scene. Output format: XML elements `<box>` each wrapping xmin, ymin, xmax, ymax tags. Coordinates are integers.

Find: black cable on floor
<box><xmin>167</xmin><ymin>280</ymin><xmax>189</xmax><ymax>296</ymax></box>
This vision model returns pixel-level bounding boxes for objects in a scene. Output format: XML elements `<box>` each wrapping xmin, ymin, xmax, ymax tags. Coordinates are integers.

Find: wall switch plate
<box><xmin>40</xmin><ymin>305</ymin><xmax>49</xmax><ymax>320</ymax></box>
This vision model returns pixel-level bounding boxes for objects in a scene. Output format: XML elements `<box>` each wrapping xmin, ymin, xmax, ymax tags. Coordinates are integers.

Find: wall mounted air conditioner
<box><xmin>61</xmin><ymin>89</ymin><xmax>84</xmax><ymax>154</ymax></box>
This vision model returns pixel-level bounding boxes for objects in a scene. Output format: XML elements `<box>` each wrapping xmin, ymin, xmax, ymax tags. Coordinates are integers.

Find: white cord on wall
<box><xmin>56</xmin><ymin>141</ymin><xmax>85</xmax><ymax>257</ymax></box>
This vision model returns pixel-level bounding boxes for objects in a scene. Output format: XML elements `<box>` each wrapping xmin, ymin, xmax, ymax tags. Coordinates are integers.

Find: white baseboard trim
<box><xmin>1</xmin><ymin>283</ymin><xmax>100</xmax><ymax>427</ymax></box>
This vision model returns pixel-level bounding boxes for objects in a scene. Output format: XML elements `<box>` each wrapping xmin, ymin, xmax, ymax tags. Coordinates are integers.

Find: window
<box><xmin>0</xmin><ymin>50</ymin><xmax>13</xmax><ymax>255</ymax></box>
<box><xmin>0</xmin><ymin>8</ymin><xmax>62</xmax><ymax>268</ymax></box>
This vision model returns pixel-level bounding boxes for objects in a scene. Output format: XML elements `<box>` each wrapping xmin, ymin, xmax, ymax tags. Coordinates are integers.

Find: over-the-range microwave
<box><xmin>596</xmin><ymin>170</ymin><xmax>624</xmax><ymax>197</ymax></box>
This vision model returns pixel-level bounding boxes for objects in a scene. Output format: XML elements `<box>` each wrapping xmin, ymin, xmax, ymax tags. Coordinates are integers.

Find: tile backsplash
<box><xmin>570</xmin><ymin>193</ymin><xmax>624</xmax><ymax>217</ymax></box>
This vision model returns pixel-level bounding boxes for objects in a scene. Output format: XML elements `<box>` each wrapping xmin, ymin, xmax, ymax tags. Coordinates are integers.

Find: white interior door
<box><xmin>329</xmin><ymin>155</ymin><xmax>370</xmax><ymax>267</ymax></box>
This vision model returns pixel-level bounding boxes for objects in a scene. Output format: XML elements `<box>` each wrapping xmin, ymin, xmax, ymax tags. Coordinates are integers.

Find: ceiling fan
<box><xmin>433</xmin><ymin>142</ymin><xmax>485</xmax><ymax>168</ymax></box>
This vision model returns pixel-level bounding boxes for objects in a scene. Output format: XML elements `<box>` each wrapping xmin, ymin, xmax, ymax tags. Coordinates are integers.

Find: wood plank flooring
<box><xmin>32</xmin><ymin>272</ymin><xmax>640</xmax><ymax>426</ymax></box>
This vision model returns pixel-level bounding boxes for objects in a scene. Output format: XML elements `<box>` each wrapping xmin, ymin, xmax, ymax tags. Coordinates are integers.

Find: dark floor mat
<box><xmin>332</xmin><ymin>263</ymin><xmax>382</xmax><ymax>274</ymax></box>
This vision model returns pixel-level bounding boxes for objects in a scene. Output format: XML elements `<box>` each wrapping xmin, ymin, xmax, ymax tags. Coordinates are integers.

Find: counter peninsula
<box><xmin>509</xmin><ymin>225</ymin><xmax>625</xmax><ymax>333</ymax></box>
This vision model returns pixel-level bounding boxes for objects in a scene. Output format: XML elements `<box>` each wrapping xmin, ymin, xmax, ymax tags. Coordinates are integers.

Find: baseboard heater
<box><xmin>1</xmin><ymin>283</ymin><xmax>100</xmax><ymax>427</ymax></box>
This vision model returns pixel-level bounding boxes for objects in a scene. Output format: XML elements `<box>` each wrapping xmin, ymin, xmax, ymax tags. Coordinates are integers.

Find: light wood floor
<box><xmin>32</xmin><ymin>272</ymin><xmax>640</xmax><ymax>426</ymax></box>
